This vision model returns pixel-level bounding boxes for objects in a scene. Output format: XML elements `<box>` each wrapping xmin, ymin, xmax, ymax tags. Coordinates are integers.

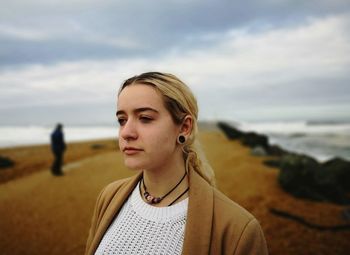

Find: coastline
<box><xmin>218</xmin><ymin>121</ymin><xmax>350</xmax><ymax>205</ymax></box>
<box><xmin>2</xmin><ymin>119</ymin><xmax>348</xmax><ymax>161</ymax></box>
<box><xmin>0</xmin><ymin>122</ymin><xmax>217</xmax><ymax>183</ymax></box>
<box><xmin>0</xmin><ymin>127</ymin><xmax>349</xmax><ymax>255</ymax></box>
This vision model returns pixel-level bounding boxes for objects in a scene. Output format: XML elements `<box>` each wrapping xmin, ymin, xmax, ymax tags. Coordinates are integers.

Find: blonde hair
<box><xmin>119</xmin><ymin>72</ymin><xmax>216</xmax><ymax>186</ymax></box>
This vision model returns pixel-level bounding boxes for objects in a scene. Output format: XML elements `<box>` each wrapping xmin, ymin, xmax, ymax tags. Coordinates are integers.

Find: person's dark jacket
<box><xmin>51</xmin><ymin>128</ymin><xmax>66</xmax><ymax>154</ymax></box>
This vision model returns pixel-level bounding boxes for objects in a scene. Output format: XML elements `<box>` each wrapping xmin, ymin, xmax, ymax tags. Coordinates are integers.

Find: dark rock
<box><xmin>217</xmin><ymin>122</ymin><xmax>243</xmax><ymax>139</ymax></box>
<box><xmin>278</xmin><ymin>153</ymin><xmax>350</xmax><ymax>204</ymax></box>
<box><xmin>0</xmin><ymin>156</ymin><xmax>15</xmax><ymax>169</ymax></box>
<box><xmin>322</xmin><ymin>157</ymin><xmax>350</xmax><ymax>192</ymax></box>
<box><xmin>217</xmin><ymin>122</ymin><xmax>270</xmax><ymax>149</ymax></box>
<box><xmin>278</xmin><ymin>154</ymin><xmax>321</xmax><ymax>199</ymax></box>
<box><xmin>251</xmin><ymin>146</ymin><xmax>268</xmax><ymax>156</ymax></box>
<box><xmin>279</xmin><ymin>153</ymin><xmax>319</xmax><ymax>169</ymax></box>
<box><xmin>241</xmin><ymin>132</ymin><xmax>269</xmax><ymax>149</ymax></box>
<box><xmin>267</xmin><ymin>145</ymin><xmax>288</xmax><ymax>157</ymax></box>
<box><xmin>263</xmin><ymin>159</ymin><xmax>281</xmax><ymax>168</ymax></box>
<box><xmin>313</xmin><ymin>166</ymin><xmax>347</xmax><ymax>204</ymax></box>
<box><xmin>342</xmin><ymin>208</ymin><xmax>350</xmax><ymax>221</ymax></box>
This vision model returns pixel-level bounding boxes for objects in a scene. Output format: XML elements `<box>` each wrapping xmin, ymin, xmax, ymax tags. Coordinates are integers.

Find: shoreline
<box><xmin>218</xmin><ymin>121</ymin><xmax>350</xmax><ymax>162</ymax></box>
<box><xmin>218</xmin><ymin>121</ymin><xmax>350</xmax><ymax>205</ymax></box>
<box><xmin>1</xmin><ymin>119</ymin><xmax>348</xmax><ymax>161</ymax></box>
<box><xmin>0</xmin><ymin>123</ymin><xmax>218</xmax><ymax>183</ymax></box>
<box><xmin>1</xmin><ymin>121</ymin><xmax>348</xmax><ymax>185</ymax></box>
<box><xmin>0</xmin><ymin>121</ymin><xmax>219</xmax><ymax>149</ymax></box>
<box><xmin>1</xmin><ymin>129</ymin><xmax>349</xmax><ymax>255</ymax></box>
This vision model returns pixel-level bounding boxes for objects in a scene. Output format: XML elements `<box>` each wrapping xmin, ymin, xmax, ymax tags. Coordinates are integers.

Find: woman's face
<box><xmin>117</xmin><ymin>84</ymin><xmax>181</xmax><ymax>171</ymax></box>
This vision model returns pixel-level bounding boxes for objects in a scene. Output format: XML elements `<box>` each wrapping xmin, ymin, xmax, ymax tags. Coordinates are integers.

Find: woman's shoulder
<box><xmin>212</xmin><ymin>188</ymin><xmax>256</xmax><ymax>226</ymax></box>
<box><xmin>211</xmin><ymin>189</ymin><xmax>268</xmax><ymax>254</ymax></box>
<box><xmin>100</xmin><ymin>175</ymin><xmax>137</xmax><ymax>198</ymax></box>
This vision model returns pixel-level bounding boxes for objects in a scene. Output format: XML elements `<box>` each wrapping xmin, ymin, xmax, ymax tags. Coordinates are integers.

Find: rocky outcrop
<box><xmin>241</xmin><ymin>131</ymin><xmax>269</xmax><ymax>150</ymax></box>
<box><xmin>217</xmin><ymin>121</ymin><xmax>350</xmax><ymax>205</ymax></box>
<box><xmin>217</xmin><ymin>121</ymin><xmax>288</xmax><ymax>156</ymax></box>
<box><xmin>277</xmin><ymin>154</ymin><xmax>349</xmax><ymax>204</ymax></box>
<box><xmin>265</xmin><ymin>155</ymin><xmax>350</xmax><ymax>204</ymax></box>
<box><xmin>217</xmin><ymin>122</ymin><xmax>243</xmax><ymax>139</ymax></box>
<box><xmin>323</xmin><ymin>158</ymin><xmax>350</xmax><ymax>193</ymax></box>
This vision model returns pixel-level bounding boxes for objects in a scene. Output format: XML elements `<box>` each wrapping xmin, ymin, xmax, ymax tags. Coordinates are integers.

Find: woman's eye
<box><xmin>117</xmin><ymin>118</ymin><xmax>127</xmax><ymax>126</ymax></box>
<box><xmin>140</xmin><ymin>116</ymin><xmax>153</xmax><ymax>123</ymax></box>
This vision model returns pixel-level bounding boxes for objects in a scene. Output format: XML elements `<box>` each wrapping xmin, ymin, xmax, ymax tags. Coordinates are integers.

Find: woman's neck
<box><xmin>141</xmin><ymin>154</ymin><xmax>189</xmax><ymax>207</ymax></box>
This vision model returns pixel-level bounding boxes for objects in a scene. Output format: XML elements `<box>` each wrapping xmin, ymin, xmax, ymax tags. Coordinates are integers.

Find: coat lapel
<box><xmin>89</xmin><ymin>173</ymin><xmax>142</xmax><ymax>254</ymax></box>
<box><xmin>182</xmin><ymin>170</ymin><xmax>214</xmax><ymax>255</ymax></box>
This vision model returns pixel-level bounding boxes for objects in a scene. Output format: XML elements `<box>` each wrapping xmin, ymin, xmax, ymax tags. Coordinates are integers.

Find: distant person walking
<box><xmin>50</xmin><ymin>123</ymin><xmax>66</xmax><ymax>176</ymax></box>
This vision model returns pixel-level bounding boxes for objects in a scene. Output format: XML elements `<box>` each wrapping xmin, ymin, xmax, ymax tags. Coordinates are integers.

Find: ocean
<box><xmin>237</xmin><ymin>120</ymin><xmax>350</xmax><ymax>162</ymax></box>
<box><xmin>0</xmin><ymin>125</ymin><xmax>118</xmax><ymax>148</ymax></box>
<box><xmin>0</xmin><ymin>121</ymin><xmax>349</xmax><ymax>162</ymax></box>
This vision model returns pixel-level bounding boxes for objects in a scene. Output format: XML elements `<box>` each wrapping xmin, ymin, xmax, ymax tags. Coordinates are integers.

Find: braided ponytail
<box><xmin>184</xmin><ymin>140</ymin><xmax>216</xmax><ymax>186</ymax></box>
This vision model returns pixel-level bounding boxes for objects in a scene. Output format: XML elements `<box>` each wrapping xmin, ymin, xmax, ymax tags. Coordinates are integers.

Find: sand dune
<box><xmin>0</xmin><ymin>131</ymin><xmax>349</xmax><ymax>255</ymax></box>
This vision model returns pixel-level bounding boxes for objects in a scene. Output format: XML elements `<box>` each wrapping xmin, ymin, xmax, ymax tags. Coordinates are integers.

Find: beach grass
<box><xmin>0</xmin><ymin>130</ymin><xmax>349</xmax><ymax>255</ymax></box>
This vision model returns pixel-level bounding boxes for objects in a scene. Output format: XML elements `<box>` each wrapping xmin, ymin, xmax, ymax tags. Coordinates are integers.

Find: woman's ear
<box><xmin>180</xmin><ymin>115</ymin><xmax>193</xmax><ymax>137</ymax></box>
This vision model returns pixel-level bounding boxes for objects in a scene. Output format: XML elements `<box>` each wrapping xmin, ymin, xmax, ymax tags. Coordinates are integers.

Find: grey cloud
<box><xmin>1</xmin><ymin>0</ymin><xmax>350</xmax><ymax>124</ymax></box>
<box><xmin>0</xmin><ymin>37</ymin><xmax>145</xmax><ymax>66</ymax></box>
<box><xmin>1</xmin><ymin>0</ymin><xmax>350</xmax><ymax>67</ymax></box>
<box><xmin>0</xmin><ymin>102</ymin><xmax>117</xmax><ymax>126</ymax></box>
<box><xmin>195</xmin><ymin>75</ymin><xmax>350</xmax><ymax>116</ymax></box>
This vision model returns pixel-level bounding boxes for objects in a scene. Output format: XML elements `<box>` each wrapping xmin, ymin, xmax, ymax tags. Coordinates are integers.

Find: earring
<box><xmin>178</xmin><ymin>135</ymin><xmax>186</xmax><ymax>144</ymax></box>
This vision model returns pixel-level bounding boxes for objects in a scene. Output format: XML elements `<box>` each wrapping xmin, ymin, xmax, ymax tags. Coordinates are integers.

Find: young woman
<box><xmin>85</xmin><ymin>72</ymin><xmax>268</xmax><ymax>255</ymax></box>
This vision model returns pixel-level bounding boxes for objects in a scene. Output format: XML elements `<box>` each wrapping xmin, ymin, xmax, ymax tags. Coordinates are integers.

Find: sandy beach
<box><xmin>0</xmin><ymin>138</ymin><xmax>118</xmax><ymax>184</ymax></box>
<box><xmin>0</xmin><ymin>129</ymin><xmax>349</xmax><ymax>255</ymax></box>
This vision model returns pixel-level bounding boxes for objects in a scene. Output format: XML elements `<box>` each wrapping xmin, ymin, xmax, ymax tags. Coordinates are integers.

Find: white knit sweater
<box><xmin>95</xmin><ymin>182</ymin><xmax>188</xmax><ymax>255</ymax></box>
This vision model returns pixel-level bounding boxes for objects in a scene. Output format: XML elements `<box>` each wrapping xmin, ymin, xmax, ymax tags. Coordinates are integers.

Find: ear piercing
<box><xmin>178</xmin><ymin>135</ymin><xmax>186</xmax><ymax>144</ymax></box>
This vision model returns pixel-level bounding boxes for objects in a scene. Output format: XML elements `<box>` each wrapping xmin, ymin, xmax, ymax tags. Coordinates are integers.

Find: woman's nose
<box><xmin>120</xmin><ymin>119</ymin><xmax>138</xmax><ymax>141</ymax></box>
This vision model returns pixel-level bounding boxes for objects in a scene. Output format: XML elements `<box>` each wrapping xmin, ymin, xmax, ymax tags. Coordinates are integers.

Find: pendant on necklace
<box><xmin>144</xmin><ymin>191</ymin><xmax>162</xmax><ymax>204</ymax></box>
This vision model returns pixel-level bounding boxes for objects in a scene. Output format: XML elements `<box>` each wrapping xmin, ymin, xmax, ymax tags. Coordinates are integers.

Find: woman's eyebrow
<box><xmin>116</xmin><ymin>107</ymin><xmax>159</xmax><ymax>116</ymax></box>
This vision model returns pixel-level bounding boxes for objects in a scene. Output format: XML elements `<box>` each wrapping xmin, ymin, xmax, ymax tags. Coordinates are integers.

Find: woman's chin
<box><xmin>124</xmin><ymin>159</ymin><xmax>147</xmax><ymax>171</ymax></box>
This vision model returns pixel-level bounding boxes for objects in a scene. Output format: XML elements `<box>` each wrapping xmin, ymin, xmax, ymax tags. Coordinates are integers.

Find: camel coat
<box><xmin>85</xmin><ymin>170</ymin><xmax>268</xmax><ymax>255</ymax></box>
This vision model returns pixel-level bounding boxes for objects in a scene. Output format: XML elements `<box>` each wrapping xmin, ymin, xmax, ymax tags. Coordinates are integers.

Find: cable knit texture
<box><xmin>95</xmin><ymin>182</ymin><xmax>188</xmax><ymax>255</ymax></box>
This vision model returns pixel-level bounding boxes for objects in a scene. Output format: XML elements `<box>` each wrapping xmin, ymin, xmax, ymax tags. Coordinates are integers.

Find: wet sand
<box><xmin>0</xmin><ymin>130</ymin><xmax>349</xmax><ymax>255</ymax></box>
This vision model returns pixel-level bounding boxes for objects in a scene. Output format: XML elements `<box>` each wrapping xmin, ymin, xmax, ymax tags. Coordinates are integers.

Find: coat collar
<box><xmin>182</xmin><ymin>169</ymin><xmax>214</xmax><ymax>254</ymax></box>
<box><xmin>90</xmin><ymin>170</ymin><xmax>214</xmax><ymax>255</ymax></box>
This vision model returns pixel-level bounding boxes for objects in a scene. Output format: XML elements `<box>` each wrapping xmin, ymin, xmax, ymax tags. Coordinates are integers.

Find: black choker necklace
<box><xmin>141</xmin><ymin>171</ymin><xmax>187</xmax><ymax>205</ymax></box>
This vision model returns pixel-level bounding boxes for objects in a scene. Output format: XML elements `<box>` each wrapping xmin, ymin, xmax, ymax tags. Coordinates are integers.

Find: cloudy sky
<box><xmin>1</xmin><ymin>0</ymin><xmax>350</xmax><ymax>125</ymax></box>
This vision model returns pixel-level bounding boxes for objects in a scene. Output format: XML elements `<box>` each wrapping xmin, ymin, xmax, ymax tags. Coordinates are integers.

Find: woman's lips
<box><xmin>123</xmin><ymin>147</ymin><xmax>143</xmax><ymax>155</ymax></box>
